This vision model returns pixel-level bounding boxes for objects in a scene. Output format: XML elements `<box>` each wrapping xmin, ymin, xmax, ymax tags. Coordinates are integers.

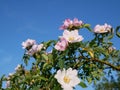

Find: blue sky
<box><xmin>0</xmin><ymin>0</ymin><xmax>120</xmax><ymax>89</ymax></box>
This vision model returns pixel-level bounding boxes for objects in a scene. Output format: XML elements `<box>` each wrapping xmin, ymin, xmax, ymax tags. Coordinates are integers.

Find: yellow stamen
<box><xmin>100</xmin><ymin>29</ymin><xmax>104</xmax><ymax>32</ymax></box>
<box><xmin>63</xmin><ymin>76</ymin><xmax>71</xmax><ymax>83</ymax></box>
<box><xmin>69</xmin><ymin>37</ymin><xmax>74</xmax><ymax>41</ymax></box>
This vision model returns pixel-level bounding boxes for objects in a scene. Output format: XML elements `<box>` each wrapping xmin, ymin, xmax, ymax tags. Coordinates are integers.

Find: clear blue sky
<box><xmin>0</xmin><ymin>0</ymin><xmax>120</xmax><ymax>89</ymax></box>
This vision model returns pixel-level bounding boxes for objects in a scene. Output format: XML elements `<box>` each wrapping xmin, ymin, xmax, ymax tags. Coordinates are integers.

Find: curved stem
<box><xmin>73</xmin><ymin>56</ymin><xmax>120</xmax><ymax>71</ymax></box>
<box><xmin>91</xmin><ymin>58</ymin><xmax>120</xmax><ymax>71</ymax></box>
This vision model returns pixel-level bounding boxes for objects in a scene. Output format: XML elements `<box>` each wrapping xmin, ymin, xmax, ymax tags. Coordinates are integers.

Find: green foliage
<box><xmin>94</xmin><ymin>72</ymin><xmax>120</xmax><ymax>90</ymax></box>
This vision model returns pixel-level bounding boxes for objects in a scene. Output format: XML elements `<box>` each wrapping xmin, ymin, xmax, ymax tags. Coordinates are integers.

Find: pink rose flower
<box><xmin>60</xmin><ymin>18</ymin><xmax>83</xmax><ymax>30</ymax></box>
<box><xmin>22</xmin><ymin>39</ymin><xmax>36</xmax><ymax>49</ymax></box>
<box><xmin>27</xmin><ymin>44</ymin><xmax>43</xmax><ymax>56</ymax></box>
<box><xmin>60</xmin><ymin>19</ymin><xmax>73</xmax><ymax>30</ymax></box>
<box><xmin>73</xmin><ymin>18</ymin><xmax>83</xmax><ymax>26</ymax></box>
<box><xmin>55</xmin><ymin>37</ymin><xmax>68</xmax><ymax>51</ymax></box>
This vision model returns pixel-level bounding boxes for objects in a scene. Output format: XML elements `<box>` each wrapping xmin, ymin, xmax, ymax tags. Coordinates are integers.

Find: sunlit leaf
<box><xmin>84</xmin><ymin>24</ymin><xmax>92</xmax><ymax>31</ymax></box>
<box><xmin>42</xmin><ymin>54</ymin><xmax>48</xmax><ymax>60</ymax></box>
<box><xmin>79</xmin><ymin>81</ymin><xmax>87</xmax><ymax>88</ymax></box>
<box><xmin>87</xmin><ymin>77</ymin><xmax>92</xmax><ymax>84</ymax></box>
<box><xmin>82</xmin><ymin>48</ymin><xmax>94</xmax><ymax>58</ymax></box>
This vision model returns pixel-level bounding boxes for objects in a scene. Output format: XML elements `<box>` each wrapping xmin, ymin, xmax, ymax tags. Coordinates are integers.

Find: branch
<box><xmin>91</xmin><ymin>58</ymin><xmax>120</xmax><ymax>71</ymax></box>
<box><xmin>77</xmin><ymin>56</ymin><xmax>120</xmax><ymax>71</ymax></box>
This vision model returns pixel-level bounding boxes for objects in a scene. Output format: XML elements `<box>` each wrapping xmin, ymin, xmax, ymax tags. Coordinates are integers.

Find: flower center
<box><xmin>100</xmin><ymin>29</ymin><xmax>104</xmax><ymax>32</ymax></box>
<box><xmin>63</xmin><ymin>76</ymin><xmax>71</xmax><ymax>84</ymax></box>
<box><xmin>69</xmin><ymin>36</ymin><xmax>74</xmax><ymax>41</ymax></box>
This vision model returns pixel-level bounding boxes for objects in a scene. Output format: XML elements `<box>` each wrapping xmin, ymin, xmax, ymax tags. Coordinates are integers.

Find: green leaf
<box><xmin>108</xmin><ymin>34</ymin><xmax>114</xmax><ymax>40</ymax></box>
<box><xmin>94</xmin><ymin>47</ymin><xmax>109</xmax><ymax>56</ymax></box>
<box><xmin>79</xmin><ymin>81</ymin><xmax>87</xmax><ymax>88</ymax></box>
<box><xmin>48</xmin><ymin>54</ymin><xmax>53</xmax><ymax>62</ymax></box>
<box><xmin>86</xmin><ymin>77</ymin><xmax>92</xmax><ymax>84</ymax></box>
<box><xmin>116</xmin><ymin>26</ymin><xmax>120</xmax><ymax>38</ymax></box>
<box><xmin>58</xmin><ymin>59</ymin><xmax>64</xmax><ymax>69</ymax></box>
<box><xmin>84</xmin><ymin>24</ymin><xmax>92</xmax><ymax>31</ymax></box>
<box><xmin>42</xmin><ymin>54</ymin><xmax>48</xmax><ymax>60</ymax></box>
<box><xmin>43</xmin><ymin>40</ymin><xmax>56</xmax><ymax>48</ymax></box>
<box><xmin>43</xmin><ymin>63</ymin><xmax>49</xmax><ymax>69</ymax></box>
<box><xmin>43</xmin><ymin>63</ymin><xmax>52</xmax><ymax>69</ymax></box>
<box><xmin>82</xmin><ymin>48</ymin><xmax>94</xmax><ymax>58</ymax></box>
<box><xmin>84</xmin><ymin>24</ymin><xmax>90</xmax><ymax>27</ymax></box>
<box><xmin>53</xmin><ymin>85</ymin><xmax>61</xmax><ymax>90</ymax></box>
<box><xmin>40</xmin><ymin>76</ymin><xmax>48</xmax><ymax>81</ymax></box>
<box><xmin>23</xmin><ymin>54</ymin><xmax>30</xmax><ymax>66</ymax></box>
<box><xmin>32</xmin><ymin>86</ymin><xmax>40</xmax><ymax>90</ymax></box>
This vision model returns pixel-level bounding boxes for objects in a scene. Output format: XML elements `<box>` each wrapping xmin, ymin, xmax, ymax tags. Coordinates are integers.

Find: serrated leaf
<box><xmin>79</xmin><ymin>81</ymin><xmax>87</xmax><ymax>88</ymax></box>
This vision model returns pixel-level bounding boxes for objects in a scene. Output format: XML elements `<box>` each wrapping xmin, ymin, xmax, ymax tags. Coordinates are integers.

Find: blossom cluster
<box><xmin>22</xmin><ymin>39</ymin><xmax>43</xmax><ymax>56</ymax></box>
<box><xmin>55</xmin><ymin>30</ymin><xmax>84</xmax><ymax>51</ymax></box>
<box><xmin>60</xmin><ymin>18</ymin><xmax>84</xmax><ymax>30</ymax></box>
<box><xmin>55</xmin><ymin>18</ymin><xmax>84</xmax><ymax>51</ymax></box>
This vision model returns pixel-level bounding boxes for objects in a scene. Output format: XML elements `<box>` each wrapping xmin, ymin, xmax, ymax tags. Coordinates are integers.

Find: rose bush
<box><xmin>0</xmin><ymin>18</ymin><xmax>120</xmax><ymax>90</ymax></box>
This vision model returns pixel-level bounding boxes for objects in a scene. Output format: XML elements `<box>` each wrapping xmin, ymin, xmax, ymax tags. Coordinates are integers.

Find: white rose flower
<box><xmin>94</xmin><ymin>23</ymin><xmax>112</xmax><ymax>33</ymax></box>
<box><xmin>55</xmin><ymin>68</ymin><xmax>80</xmax><ymax>90</ymax></box>
<box><xmin>60</xmin><ymin>30</ymin><xmax>83</xmax><ymax>43</ymax></box>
